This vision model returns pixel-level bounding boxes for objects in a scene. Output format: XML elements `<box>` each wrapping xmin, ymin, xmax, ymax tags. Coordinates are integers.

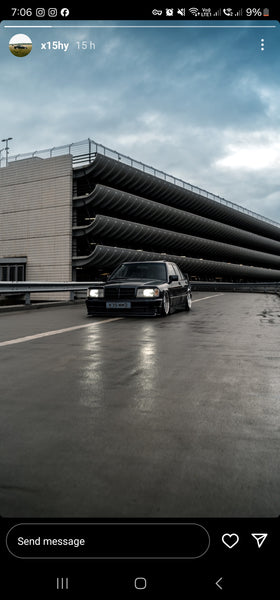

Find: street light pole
<box><xmin>0</xmin><ymin>148</ymin><xmax>5</xmax><ymax>168</ymax></box>
<box><xmin>1</xmin><ymin>137</ymin><xmax>13</xmax><ymax>166</ymax></box>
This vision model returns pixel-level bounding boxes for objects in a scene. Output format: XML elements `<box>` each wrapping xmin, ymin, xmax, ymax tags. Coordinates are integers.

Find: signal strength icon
<box><xmin>235</xmin><ymin>9</ymin><xmax>243</xmax><ymax>16</ymax></box>
<box><xmin>188</xmin><ymin>7</ymin><xmax>200</xmax><ymax>16</ymax></box>
<box><xmin>213</xmin><ymin>9</ymin><xmax>222</xmax><ymax>17</ymax></box>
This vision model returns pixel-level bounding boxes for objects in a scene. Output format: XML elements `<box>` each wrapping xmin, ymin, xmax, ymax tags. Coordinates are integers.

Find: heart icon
<box><xmin>222</xmin><ymin>533</ymin><xmax>239</xmax><ymax>548</ymax></box>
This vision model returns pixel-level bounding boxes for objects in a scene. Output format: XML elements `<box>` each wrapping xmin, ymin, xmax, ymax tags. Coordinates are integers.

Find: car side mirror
<box><xmin>169</xmin><ymin>274</ymin><xmax>178</xmax><ymax>283</ymax></box>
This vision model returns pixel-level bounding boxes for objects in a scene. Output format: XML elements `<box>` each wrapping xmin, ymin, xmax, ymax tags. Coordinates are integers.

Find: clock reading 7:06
<box><xmin>11</xmin><ymin>8</ymin><xmax>33</xmax><ymax>16</ymax></box>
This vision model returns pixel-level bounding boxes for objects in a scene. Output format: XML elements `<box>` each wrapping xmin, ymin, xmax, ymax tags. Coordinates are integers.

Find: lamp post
<box><xmin>1</xmin><ymin>137</ymin><xmax>13</xmax><ymax>166</ymax></box>
<box><xmin>0</xmin><ymin>148</ymin><xmax>5</xmax><ymax>168</ymax></box>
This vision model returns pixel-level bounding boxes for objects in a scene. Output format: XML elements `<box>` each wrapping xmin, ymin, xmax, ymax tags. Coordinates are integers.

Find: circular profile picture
<box><xmin>9</xmin><ymin>34</ymin><xmax>32</xmax><ymax>57</ymax></box>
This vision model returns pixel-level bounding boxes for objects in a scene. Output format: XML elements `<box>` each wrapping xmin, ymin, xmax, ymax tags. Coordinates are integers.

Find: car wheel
<box><xmin>161</xmin><ymin>291</ymin><xmax>171</xmax><ymax>316</ymax></box>
<box><xmin>185</xmin><ymin>292</ymin><xmax>192</xmax><ymax>311</ymax></box>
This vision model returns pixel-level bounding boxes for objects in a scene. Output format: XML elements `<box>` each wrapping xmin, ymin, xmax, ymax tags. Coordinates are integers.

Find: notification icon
<box><xmin>60</xmin><ymin>8</ymin><xmax>70</xmax><ymax>17</ymax></box>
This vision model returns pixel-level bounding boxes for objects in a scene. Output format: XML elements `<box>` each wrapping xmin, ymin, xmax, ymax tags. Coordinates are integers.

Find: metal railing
<box><xmin>0</xmin><ymin>281</ymin><xmax>98</xmax><ymax>305</ymax></box>
<box><xmin>6</xmin><ymin>138</ymin><xmax>280</xmax><ymax>229</ymax></box>
<box><xmin>1</xmin><ymin>281</ymin><xmax>280</xmax><ymax>306</ymax></box>
<box><xmin>191</xmin><ymin>281</ymin><xmax>280</xmax><ymax>293</ymax></box>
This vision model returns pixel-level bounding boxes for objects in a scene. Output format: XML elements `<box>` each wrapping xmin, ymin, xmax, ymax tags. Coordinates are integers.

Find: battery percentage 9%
<box><xmin>245</xmin><ymin>8</ymin><xmax>262</xmax><ymax>16</ymax></box>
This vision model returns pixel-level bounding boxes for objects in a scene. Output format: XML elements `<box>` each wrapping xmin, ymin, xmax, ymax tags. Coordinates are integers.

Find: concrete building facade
<box><xmin>0</xmin><ymin>154</ymin><xmax>72</xmax><ymax>299</ymax></box>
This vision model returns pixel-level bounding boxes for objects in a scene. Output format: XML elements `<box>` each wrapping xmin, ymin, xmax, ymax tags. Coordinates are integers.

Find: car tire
<box><xmin>161</xmin><ymin>291</ymin><xmax>171</xmax><ymax>316</ymax></box>
<box><xmin>185</xmin><ymin>292</ymin><xmax>192</xmax><ymax>311</ymax></box>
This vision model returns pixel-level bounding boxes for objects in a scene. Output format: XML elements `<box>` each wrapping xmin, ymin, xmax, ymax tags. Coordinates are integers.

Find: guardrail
<box><xmin>0</xmin><ymin>282</ymin><xmax>99</xmax><ymax>305</ymax></box>
<box><xmin>191</xmin><ymin>282</ymin><xmax>280</xmax><ymax>293</ymax></box>
<box><xmin>1</xmin><ymin>281</ymin><xmax>280</xmax><ymax>307</ymax></box>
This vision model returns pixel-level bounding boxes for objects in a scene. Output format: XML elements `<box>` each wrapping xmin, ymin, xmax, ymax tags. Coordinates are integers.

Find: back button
<box><xmin>215</xmin><ymin>577</ymin><xmax>223</xmax><ymax>590</ymax></box>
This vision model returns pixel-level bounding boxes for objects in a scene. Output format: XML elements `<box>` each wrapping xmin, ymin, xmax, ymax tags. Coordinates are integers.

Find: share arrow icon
<box><xmin>251</xmin><ymin>533</ymin><xmax>268</xmax><ymax>548</ymax></box>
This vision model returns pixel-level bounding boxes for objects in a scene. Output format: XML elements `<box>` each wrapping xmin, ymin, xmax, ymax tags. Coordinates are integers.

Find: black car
<box><xmin>86</xmin><ymin>261</ymin><xmax>192</xmax><ymax>317</ymax></box>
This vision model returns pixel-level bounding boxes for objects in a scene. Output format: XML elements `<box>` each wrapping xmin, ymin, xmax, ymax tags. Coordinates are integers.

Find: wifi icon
<box><xmin>189</xmin><ymin>7</ymin><xmax>200</xmax><ymax>16</ymax></box>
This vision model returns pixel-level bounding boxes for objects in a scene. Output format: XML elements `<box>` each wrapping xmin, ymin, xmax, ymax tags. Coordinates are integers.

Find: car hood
<box><xmin>105</xmin><ymin>279</ymin><xmax>165</xmax><ymax>287</ymax></box>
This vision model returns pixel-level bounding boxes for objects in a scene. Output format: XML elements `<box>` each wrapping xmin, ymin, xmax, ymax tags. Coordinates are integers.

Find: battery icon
<box><xmin>263</xmin><ymin>8</ymin><xmax>269</xmax><ymax>17</ymax></box>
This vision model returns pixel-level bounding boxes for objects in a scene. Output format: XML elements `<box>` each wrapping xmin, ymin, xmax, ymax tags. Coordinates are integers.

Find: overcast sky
<box><xmin>1</xmin><ymin>19</ymin><xmax>280</xmax><ymax>224</ymax></box>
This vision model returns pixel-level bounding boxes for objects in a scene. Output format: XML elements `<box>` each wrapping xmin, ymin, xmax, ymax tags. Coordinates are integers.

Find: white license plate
<box><xmin>106</xmin><ymin>301</ymin><xmax>131</xmax><ymax>309</ymax></box>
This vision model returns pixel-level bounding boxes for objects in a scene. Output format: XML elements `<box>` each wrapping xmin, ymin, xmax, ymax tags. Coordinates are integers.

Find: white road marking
<box><xmin>0</xmin><ymin>317</ymin><xmax>123</xmax><ymax>347</ymax></box>
<box><xmin>0</xmin><ymin>294</ymin><xmax>224</xmax><ymax>347</ymax></box>
<box><xmin>192</xmin><ymin>293</ymin><xmax>224</xmax><ymax>303</ymax></box>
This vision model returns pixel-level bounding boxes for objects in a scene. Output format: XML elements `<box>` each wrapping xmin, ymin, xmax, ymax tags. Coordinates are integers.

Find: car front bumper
<box><xmin>86</xmin><ymin>297</ymin><xmax>163</xmax><ymax>317</ymax></box>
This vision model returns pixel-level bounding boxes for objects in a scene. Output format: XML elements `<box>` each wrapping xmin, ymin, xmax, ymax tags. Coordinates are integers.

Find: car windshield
<box><xmin>109</xmin><ymin>262</ymin><xmax>167</xmax><ymax>281</ymax></box>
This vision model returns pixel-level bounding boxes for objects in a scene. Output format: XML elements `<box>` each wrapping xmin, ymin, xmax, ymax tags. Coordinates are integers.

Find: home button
<box><xmin>134</xmin><ymin>577</ymin><xmax>147</xmax><ymax>590</ymax></box>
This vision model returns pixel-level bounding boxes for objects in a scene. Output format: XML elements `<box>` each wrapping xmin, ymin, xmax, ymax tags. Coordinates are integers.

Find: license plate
<box><xmin>106</xmin><ymin>301</ymin><xmax>131</xmax><ymax>309</ymax></box>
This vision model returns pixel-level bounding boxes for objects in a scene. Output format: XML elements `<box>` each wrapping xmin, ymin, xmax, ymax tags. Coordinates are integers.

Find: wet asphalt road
<box><xmin>0</xmin><ymin>292</ymin><xmax>279</xmax><ymax>518</ymax></box>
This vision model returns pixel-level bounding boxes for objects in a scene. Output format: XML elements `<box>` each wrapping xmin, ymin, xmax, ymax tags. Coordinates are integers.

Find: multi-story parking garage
<box><xmin>1</xmin><ymin>139</ymin><xmax>280</xmax><ymax>299</ymax></box>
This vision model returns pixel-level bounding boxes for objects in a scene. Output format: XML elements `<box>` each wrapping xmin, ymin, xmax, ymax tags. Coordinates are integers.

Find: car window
<box><xmin>110</xmin><ymin>262</ymin><xmax>167</xmax><ymax>280</ymax></box>
<box><xmin>173</xmin><ymin>264</ymin><xmax>184</xmax><ymax>281</ymax></box>
<box><xmin>168</xmin><ymin>263</ymin><xmax>177</xmax><ymax>276</ymax></box>
<box><xmin>142</xmin><ymin>263</ymin><xmax>167</xmax><ymax>280</ymax></box>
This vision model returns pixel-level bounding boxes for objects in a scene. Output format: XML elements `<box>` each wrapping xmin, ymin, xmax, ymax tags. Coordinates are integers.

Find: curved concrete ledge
<box><xmin>73</xmin><ymin>184</ymin><xmax>280</xmax><ymax>257</ymax></box>
<box><xmin>73</xmin><ymin>214</ymin><xmax>280</xmax><ymax>270</ymax></box>
<box><xmin>73</xmin><ymin>244</ymin><xmax>280</xmax><ymax>281</ymax></box>
<box><xmin>74</xmin><ymin>154</ymin><xmax>280</xmax><ymax>242</ymax></box>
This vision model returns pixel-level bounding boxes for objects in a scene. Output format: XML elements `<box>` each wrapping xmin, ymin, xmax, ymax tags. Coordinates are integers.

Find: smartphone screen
<box><xmin>0</xmin><ymin>5</ymin><xmax>279</xmax><ymax>596</ymax></box>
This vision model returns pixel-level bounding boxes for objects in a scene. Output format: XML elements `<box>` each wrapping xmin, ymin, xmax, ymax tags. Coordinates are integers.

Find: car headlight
<box><xmin>87</xmin><ymin>288</ymin><xmax>104</xmax><ymax>298</ymax></box>
<box><xmin>136</xmin><ymin>288</ymin><xmax>160</xmax><ymax>298</ymax></box>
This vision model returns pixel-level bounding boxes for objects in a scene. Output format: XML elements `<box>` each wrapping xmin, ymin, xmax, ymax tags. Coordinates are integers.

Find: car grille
<box><xmin>104</xmin><ymin>287</ymin><xmax>135</xmax><ymax>300</ymax></box>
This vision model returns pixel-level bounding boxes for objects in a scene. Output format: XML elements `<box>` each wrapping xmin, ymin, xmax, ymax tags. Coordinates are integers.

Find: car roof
<box><xmin>121</xmin><ymin>261</ymin><xmax>168</xmax><ymax>264</ymax></box>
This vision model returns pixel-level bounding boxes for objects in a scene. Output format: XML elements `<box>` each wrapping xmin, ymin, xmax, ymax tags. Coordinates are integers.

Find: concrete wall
<box><xmin>0</xmin><ymin>155</ymin><xmax>73</xmax><ymax>300</ymax></box>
